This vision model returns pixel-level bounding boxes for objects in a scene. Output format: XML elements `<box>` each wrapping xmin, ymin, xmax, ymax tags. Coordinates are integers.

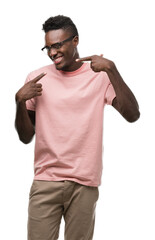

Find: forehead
<box><xmin>45</xmin><ymin>29</ymin><xmax>70</xmax><ymax>45</ymax></box>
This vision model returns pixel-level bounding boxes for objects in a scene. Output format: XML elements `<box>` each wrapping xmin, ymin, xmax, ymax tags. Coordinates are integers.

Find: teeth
<box><xmin>54</xmin><ymin>56</ymin><xmax>63</xmax><ymax>64</ymax></box>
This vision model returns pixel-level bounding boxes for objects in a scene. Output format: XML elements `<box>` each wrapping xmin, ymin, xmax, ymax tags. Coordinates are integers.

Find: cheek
<box><xmin>66</xmin><ymin>48</ymin><xmax>75</xmax><ymax>60</ymax></box>
<box><xmin>63</xmin><ymin>45</ymin><xmax>74</xmax><ymax>57</ymax></box>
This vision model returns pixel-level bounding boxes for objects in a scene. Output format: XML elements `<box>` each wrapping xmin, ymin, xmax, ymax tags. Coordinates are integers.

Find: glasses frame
<box><xmin>41</xmin><ymin>35</ymin><xmax>76</xmax><ymax>54</ymax></box>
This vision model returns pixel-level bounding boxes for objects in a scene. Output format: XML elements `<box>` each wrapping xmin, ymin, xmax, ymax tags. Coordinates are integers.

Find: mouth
<box><xmin>53</xmin><ymin>56</ymin><xmax>63</xmax><ymax>65</ymax></box>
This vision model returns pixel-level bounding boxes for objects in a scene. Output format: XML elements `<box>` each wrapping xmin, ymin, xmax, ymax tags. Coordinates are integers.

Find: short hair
<box><xmin>42</xmin><ymin>15</ymin><xmax>78</xmax><ymax>36</ymax></box>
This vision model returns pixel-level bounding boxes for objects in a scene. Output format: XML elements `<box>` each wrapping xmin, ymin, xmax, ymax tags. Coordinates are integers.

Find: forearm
<box><xmin>15</xmin><ymin>98</ymin><xmax>35</xmax><ymax>144</ymax></box>
<box><xmin>106</xmin><ymin>62</ymin><xmax>140</xmax><ymax>120</ymax></box>
<box><xmin>76</xmin><ymin>54</ymin><xmax>140</xmax><ymax>122</ymax></box>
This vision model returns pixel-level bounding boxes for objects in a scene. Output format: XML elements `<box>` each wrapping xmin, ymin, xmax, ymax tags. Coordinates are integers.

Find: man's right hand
<box><xmin>15</xmin><ymin>72</ymin><xmax>47</xmax><ymax>102</ymax></box>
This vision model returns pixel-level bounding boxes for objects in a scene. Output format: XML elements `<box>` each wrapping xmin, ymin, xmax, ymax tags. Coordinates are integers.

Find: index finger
<box><xmin>32</xmin><ymin>72</ymin><xmax>47</xmax><ymax>82</ymax></box>
<box><xmin>76</xmin><ymin>56</ymin><xmax>92</xmax><ymax>62</ymax></box>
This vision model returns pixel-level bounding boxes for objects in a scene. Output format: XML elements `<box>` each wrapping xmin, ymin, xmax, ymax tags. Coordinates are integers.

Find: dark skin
<box><xmin>15</xmin><ymin>73</ymin><xmax>46</xmax><ymax>143</ymax></box>
<box><xmin>45</xmin><ymin>29</ymin><xmax>83</xmax><ymax>71</ymax></box>
<box><xmin>15</xmin><ymin>29</ymin><xmax>83</xmax><ymax>143</ymax></box>
<box><xmin>15</xmin><ymin>29</ymin><xmax>140</xmax><ymax>144</ymax></box>
<box><xmin>76</xmin><ymin>55</ymin><xmax>140</xmax><ymax>122</ymax></box>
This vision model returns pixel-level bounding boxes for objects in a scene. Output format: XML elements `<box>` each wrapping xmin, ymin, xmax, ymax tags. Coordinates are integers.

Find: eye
<box><xmin>53</xmin><ymin>42</ymin><xmax>63</xmax><ymax>49</ymax></box>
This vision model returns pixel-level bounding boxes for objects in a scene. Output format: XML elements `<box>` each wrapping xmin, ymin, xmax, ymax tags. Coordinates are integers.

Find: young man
<box><xmin>15</xmin><ymin>15</ymin><xmax>140</xmax><ymax>240</ymax></box>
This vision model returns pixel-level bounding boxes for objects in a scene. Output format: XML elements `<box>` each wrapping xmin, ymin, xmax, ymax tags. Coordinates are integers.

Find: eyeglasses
<box><xmin>41</xmin><ymin>35</ymin><xmax>76</xmax><ymax>54</ymax></box>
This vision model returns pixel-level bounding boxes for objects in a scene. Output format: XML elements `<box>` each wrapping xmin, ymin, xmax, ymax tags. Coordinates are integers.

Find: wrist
<box><xmin>105</xmin><ymin>60</ymin><xmax>115</xmax><ymax>73</ymax></box>
<box><xmin>15</xmin><ymin>93</ymin><xmax>26</xmax><ymax>104</ymax></box>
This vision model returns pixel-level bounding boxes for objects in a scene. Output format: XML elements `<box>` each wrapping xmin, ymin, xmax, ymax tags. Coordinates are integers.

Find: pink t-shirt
<box><xmin>25</xmin><ymin>62</ymin><xmax>116</xmax><ymax>187</ymax></box>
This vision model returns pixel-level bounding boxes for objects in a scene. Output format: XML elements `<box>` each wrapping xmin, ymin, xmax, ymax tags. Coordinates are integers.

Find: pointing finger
<box><xmin>32</xmin><ymin>72</ymin><xmax>47</xmax><ymax>83</ymax></box>
<box><xmin>76</xmin><ymin>56</ymin><xmax>93</xmax><ymax>62</ymax></box>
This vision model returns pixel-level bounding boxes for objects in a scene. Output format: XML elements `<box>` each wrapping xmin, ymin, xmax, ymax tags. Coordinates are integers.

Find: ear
<box><xmin>73</xmin><ymin>36</ymin><xmax>79</xmax><ymax>47</ymax></box>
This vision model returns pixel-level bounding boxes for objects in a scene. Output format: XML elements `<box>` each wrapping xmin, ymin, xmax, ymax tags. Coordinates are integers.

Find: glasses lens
<box><xmin>53</xmin><ymin>43</ymin><xmax>62</xmax><ymax>49</ymax></box>
<box><xmin>41</xmin><ymin>36</ymin><xmax>75</xmax><ymax>55</ymax></box>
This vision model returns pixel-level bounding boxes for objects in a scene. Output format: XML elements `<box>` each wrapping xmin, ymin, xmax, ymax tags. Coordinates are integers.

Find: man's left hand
<box><xmin>76</xmin><ymin>54</ymin><xmax>114</xmax><ymax>72</ymax></box>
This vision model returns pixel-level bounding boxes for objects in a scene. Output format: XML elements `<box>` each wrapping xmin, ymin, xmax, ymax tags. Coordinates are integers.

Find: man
<box><xmin>15</xmin><ymin>15</ymin><xmax>140</xmax><ymax>240</ymax></box>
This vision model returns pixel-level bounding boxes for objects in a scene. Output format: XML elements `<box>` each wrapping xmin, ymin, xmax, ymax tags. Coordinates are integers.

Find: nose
<box><xmin>48</xmin><ymin>47</ymin><xmax>58</xmax><ymax>58</ymax></box>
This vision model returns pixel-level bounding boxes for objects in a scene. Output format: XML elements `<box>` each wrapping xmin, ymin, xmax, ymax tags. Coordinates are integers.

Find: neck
<box><xmin>64</xmin><ymin>61</ymin><xmax>83</xmax><ymax>72</ymax></box>
<box><xmin>61</xmin><ymin>51</ymin><xmax>83</xmax><ymax>72</ymax></box>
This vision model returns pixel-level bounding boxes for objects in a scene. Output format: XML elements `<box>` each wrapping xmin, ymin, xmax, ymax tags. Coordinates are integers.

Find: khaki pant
<box><xmin>28</xmin><ymin>180</ymin><xmax>99</xmax><ymax>240</ymax></box>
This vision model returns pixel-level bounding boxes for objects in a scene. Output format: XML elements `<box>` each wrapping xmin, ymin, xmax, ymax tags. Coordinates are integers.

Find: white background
<box><xmin>0</xmin><ymin>0</ymin><xmax>155</xmax><ymax>239</ymax></box>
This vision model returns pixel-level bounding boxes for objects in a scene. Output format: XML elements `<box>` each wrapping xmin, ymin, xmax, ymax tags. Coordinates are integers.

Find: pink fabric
<box><xmin>25</xmin><ymin>63</ymin><xmax>116</xmax><ymax>187</ymax></box>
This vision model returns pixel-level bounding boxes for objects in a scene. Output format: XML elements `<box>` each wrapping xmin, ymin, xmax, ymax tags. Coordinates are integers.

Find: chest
<box><xmin>38</xmin><ymin>74</ymin><xmax>104</xmax><ymax>109</ymax></box>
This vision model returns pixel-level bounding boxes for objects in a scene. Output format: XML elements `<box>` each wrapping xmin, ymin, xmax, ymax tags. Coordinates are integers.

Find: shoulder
<box><xmin>86</xmin><ymin>63</ymin><xmax>110</xmax><ymax>80</ymax></box>
<box><xmin>27</xmin><ymin>64</ymin><xmax>55</xmax><ymax>78</ymax></box>
<box><xmin>88</xmin><ymin>64</ymin><xmax>111</xmax><ymax>88</ymax></box>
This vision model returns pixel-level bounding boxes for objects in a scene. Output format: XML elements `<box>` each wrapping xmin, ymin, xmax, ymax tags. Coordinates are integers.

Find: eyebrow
<box><xmin>41</xmin><ymin>43</ymin><xmax>57</xmax><ymax>51</ymax></box>
<box><xmin>42</xmin><ymin>35</ymin><xmax>76</xmax><ymax>51</ymax></box>
<box><xmin>45</xmin><ymin>42</ymin><xmax>60</xmax><ymax>48</ymax></box>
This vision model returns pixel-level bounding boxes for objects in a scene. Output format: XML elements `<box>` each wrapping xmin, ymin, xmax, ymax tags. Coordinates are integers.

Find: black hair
<box><xmin>42</xmin><ymin>15</ymin><xmax>78</xmax><ymax>36</ymax></box>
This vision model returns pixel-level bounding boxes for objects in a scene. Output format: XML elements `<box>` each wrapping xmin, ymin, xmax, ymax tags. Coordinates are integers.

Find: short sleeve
<box><xmin>24</xmin><ymin>74</ymin><xmax>36</xmax><ymax>111</ymax></box>
<box><xmin>105</xmin><ymin>83</ymin><xmax>116</xmax><ymax>105</ymax></box>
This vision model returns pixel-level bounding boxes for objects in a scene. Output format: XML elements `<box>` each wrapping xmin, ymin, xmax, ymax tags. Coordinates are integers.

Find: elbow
<box><xmin>20</xmin><ymin>138</ymin><xmax>32</xmax><ymax>144</ymax></box>
<box><xmin>15</xmin><ymin>122</ymin><xmax>35</xmax><ymax>144</ymax></box>
<box><xmin>19</xmin><ymin>135</ymin><xmax>33</xmax><ymax>144</ymax></box>
<box><xmin>126</xmin><ymin>110</ymin><xmax>140</xmax><ymax>123</ymax></box>
<box><xmin>17</xmin><ymin>129</ymin><xmax>35</xmax><ymax>144</ymax></box>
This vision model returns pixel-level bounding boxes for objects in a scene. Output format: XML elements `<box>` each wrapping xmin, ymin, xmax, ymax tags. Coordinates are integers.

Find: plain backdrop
<box><xmin>1</xmin><ymin>0</ymin><xmax>155</xmax><ymax>239</ymax></box>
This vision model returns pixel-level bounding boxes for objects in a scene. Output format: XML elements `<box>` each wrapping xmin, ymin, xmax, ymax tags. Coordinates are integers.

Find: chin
<box><xmin>56</xmin><ymin>63</ymin><xmax>70</xmax><ymax>71</ymax></box>
<box><xmin>54</xmin><ymin>63</ymin><xmax>64</xmax><ymax>70</ymax></box>
<box><xmin>55</xmin><ymin>65</ymin><xmax>62</xmax><ymax>70</ymax></box>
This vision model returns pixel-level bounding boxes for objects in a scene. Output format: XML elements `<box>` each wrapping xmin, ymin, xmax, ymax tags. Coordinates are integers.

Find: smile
<box><xmin>53</xmin><ymin>56</ymin><xmax>63</xmax><ymax>64</ymax></box>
